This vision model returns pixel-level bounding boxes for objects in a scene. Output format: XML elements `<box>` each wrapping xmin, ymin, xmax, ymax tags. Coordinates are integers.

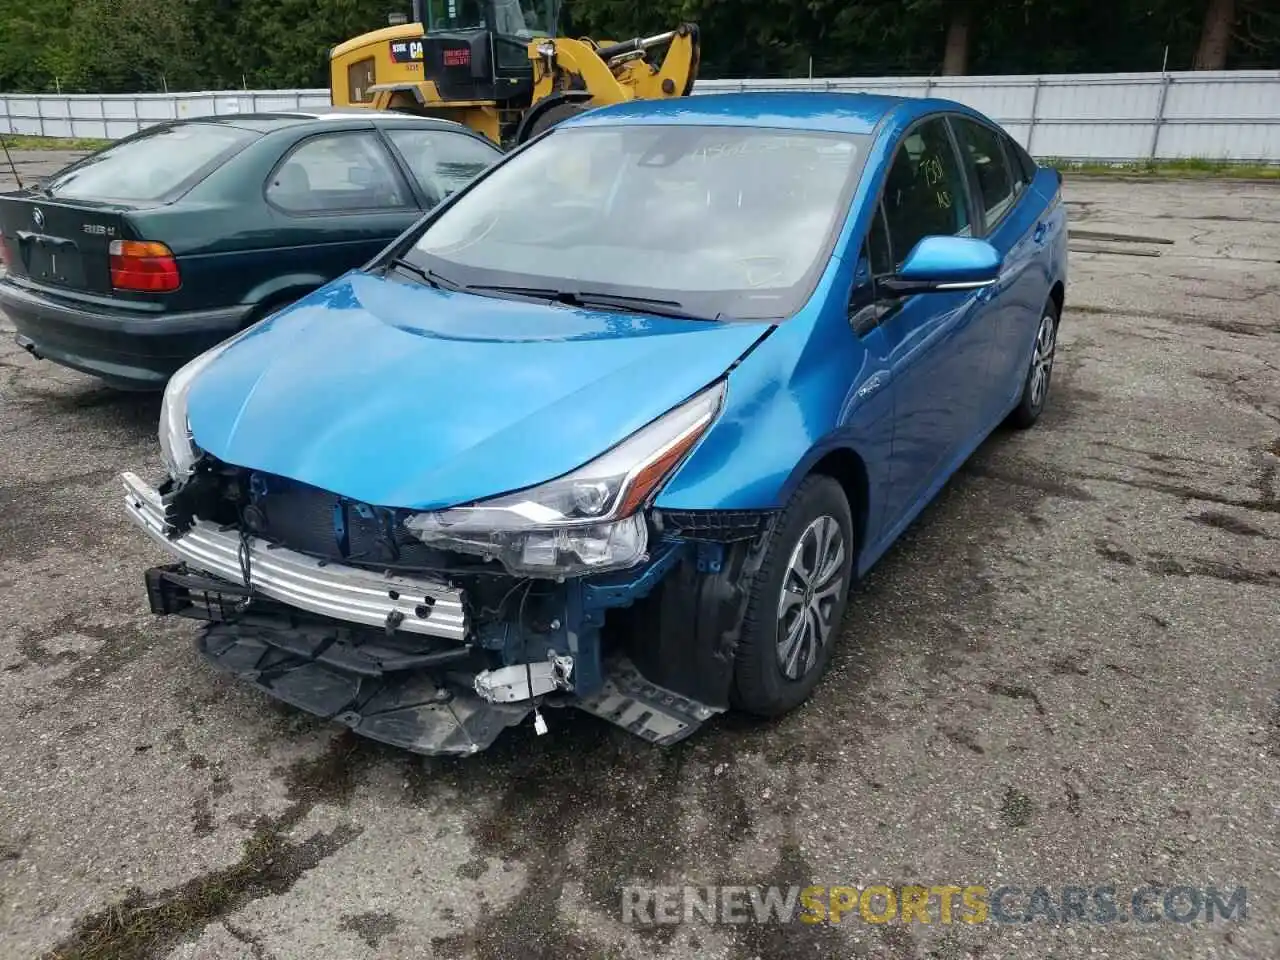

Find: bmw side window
<box><xmin>385</xmin><ymin>129</ymin><xmax>500</xmax><ymax>205</ymax></box>
<box><xmin>952</xmin><ymin>118</ymin><xmax>1018</xmax><ymax>230</ymax></box>
<box><xmin>267</xmin><ymin>133</ymin><xmax>410</xmax><ymax>214</ymax></box>
<box><xmin>880</xmin><ymin>118</ymin><xmax>973</xmax><ymax>270</ymax></box>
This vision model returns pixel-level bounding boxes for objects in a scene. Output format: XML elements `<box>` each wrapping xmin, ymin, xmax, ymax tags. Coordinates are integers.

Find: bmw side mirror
<box><xmin>879</xmin><ymin>236</ymin><xmax>1002</xmax><ymax>298</ymax></box>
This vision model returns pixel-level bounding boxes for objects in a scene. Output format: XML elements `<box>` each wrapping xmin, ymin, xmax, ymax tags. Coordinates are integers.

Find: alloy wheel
<box><xmin>776</xmin><ymin>515</ymin><xmax>846</xmax><ymax>681</ymax></box>
<box><xmin>1028</xmin><ymin>311</ymin><xmax>1058</xmax><ymax>408</ymax></box>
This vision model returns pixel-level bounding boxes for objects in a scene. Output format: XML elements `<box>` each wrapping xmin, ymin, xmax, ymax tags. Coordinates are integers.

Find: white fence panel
<box><xmin>2</xmin><ymin>69</ymin><xmax>1278</xmax><ymax>162</ymax></box>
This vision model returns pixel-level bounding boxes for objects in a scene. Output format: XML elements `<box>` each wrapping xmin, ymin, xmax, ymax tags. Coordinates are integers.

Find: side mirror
<box><xmin>879</xmin><ymin>236</ymin><xmax>1002</xmax><ymax>297</ymax></box>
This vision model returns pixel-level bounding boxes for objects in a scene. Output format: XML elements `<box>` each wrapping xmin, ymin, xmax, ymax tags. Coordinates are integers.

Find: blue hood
<box><xmin>186</xmin><ymin>272</ymin><xmax>773</xmax><ymax>510</ymax></box>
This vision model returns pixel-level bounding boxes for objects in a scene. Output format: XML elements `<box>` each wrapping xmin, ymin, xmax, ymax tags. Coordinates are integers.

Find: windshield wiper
<box><xmin>461</xmin><ymin>283</ymin><xmax>719</xmax><ymax>321</ymax></box>
<box><xmin>388</xmin><ymin>258</ymin><xmax>463</xmax><ymax>291</ymax></box>
<box><xmin>569</xmin><ymin>291</ymin><xmax>721</xmax><ymax>322</ymax></box>
<box><xmin>460</xmin><ymin>283</ymin><xmax>561</xmax><ymax>300</ymax></box>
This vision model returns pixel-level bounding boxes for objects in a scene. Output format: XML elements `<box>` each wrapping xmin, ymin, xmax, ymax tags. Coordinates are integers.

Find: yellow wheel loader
<box><xmin>329</xmin><ymin>0</ymin><xmax>701</xmax><ymax>148</ymax></box>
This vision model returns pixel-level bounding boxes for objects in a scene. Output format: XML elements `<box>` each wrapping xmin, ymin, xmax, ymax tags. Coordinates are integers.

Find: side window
<box><xmin>267</xmin><ymin>133</ymin><xmax>410</xmax><ymax>214</ymax></box>
<box><xmin>880</xmin><ymin>118</ymin><xmax>972</xmax><ymax>269</ymax></box>
<box><xmin>867</xmin><ymin>203</ymin><xmax>893</xmax><ymax>277</ymax></box>
<box><xmin>1006</xmin><ymin>136</ymin><xmax>1038</xmax><ymax>188</ymax></box>
<box><xmin>384</xmin><ymin>128</ymin><xmax>500</xmax><ymax>205</ymax></box>
<box><xmin>347</xmin><ymin>58</ymin><xmax>375</xmax><ymax>104</ymax></box>
<box><xmin>952</xmin><ymin>117</ymin><xmax>1018</xmax><ymax>229</ymax></box>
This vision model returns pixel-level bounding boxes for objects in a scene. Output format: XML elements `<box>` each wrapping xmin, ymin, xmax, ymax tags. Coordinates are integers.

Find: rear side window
<box><xmin>384</xmin><ymin>128</ymin><xmax>500</xmax><ymax>204</ymax></box>
<box><xmin>267</xmin><ymin>132</ymin><xmax>411</xmax><ymax>213</ymax></box>
<box><xmin>951</xmin><ymin>117</ymin><xmax>1018</xmax><ymax>229</ymax></box>
<box><xmin>43</xmin><ymin>123</ymin><xmax>258</xmax><ymax>202</ymax></box>
<box><xmin>1007</xmin><ymin>136</ymin><xmax>1038</xmax><ymax>188</ymax></box>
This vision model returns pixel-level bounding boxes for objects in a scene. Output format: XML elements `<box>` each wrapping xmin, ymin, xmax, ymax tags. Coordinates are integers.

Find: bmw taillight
<box><xmin>109</xmin><ymin>239</ymin><xmax>181</xmax><ymax>292</ymax></box>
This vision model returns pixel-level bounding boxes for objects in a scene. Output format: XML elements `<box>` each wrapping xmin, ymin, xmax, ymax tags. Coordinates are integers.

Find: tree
<box><xmin>942</xmin><ymin>0</ymin><xmax>973</xmax><ymax>75</ymax></box>
<box><xmin>1193</xmin><ymin>0</ymin><xmax>1236</xmax><ymax>68</ymax></box>
<box><xmin>3</xmin><ymin>0</ymin><xmax>1280</xmax><ymax>93</ymax></box>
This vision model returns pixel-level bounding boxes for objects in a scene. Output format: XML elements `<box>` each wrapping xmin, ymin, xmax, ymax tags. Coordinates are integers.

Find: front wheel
<box><xmin>520</xmin><ymin>100</ymin><xmax>591</xmax><ymax>142</ymax></box>
<box><xmin>1007</xmin><ymin>299</ymin><xmax>1060</xmax><ymax>429</ymax></box>
<box><xmin>730</xmin><ymin>475</ymin><xmax>855</xmax><ymax>717</ymax></box>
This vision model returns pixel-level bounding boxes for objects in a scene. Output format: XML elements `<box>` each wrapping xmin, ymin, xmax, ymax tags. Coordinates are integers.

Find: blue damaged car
<box><xmin>121</xmin><ymin>91</ymin><xmax>1068</xmax><ymax>756</ymax></box>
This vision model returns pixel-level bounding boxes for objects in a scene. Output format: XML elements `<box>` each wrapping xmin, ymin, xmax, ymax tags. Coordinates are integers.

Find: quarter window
<box><xmin>1007</xmin><ymin>136</ymin><xmax>1038</xmax><ymax>189</ymax></box>
<box><xmin>880</xmin><ymin>118</ymin><xmax>972</xmax><ymax>269</ymax></box>
<box><xmin>866</xmin><ymin>203</ymin><xmax>893</xmax><ymax>277</ymax></box>
<box><xmin>384</xmin><ymin>128</ymin><xmax>500</xmax><ymax>204</ymax></box>
<box><xmin>952</xmin><ymin>117</ymin><xmax>1018</xmax><ymax>228</ymax></box>
<box><xmin>267</xmin><ymin>133</ymin><xmax>410</xmax><ymax>214</ymax></box>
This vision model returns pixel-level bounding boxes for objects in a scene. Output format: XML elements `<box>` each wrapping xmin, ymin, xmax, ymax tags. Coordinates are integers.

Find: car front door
<box><xmin>263</xmin><ymin>129</ymin><xmax>424</xmax><ymax>282</ymax></box>
<box><xmin>868</xmin><ymin>116</ymin><xmax>999</xmax><ymax>534</ymax></box>
<box><xmin>950</xmin><ymin>115</ymin><xmax>1053</xmax><ymax>422</ymax></box>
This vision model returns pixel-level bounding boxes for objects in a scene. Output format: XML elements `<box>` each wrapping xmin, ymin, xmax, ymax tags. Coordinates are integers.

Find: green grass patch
<box><xmin>1</xmin><ymin>134</ymin><xmax>111</xmax><ymax>152</ymax></box>
<box><xmin>1042</xmin><ymin>156</ymin><xmax>1280</xmax><ymax>180</ymax></box>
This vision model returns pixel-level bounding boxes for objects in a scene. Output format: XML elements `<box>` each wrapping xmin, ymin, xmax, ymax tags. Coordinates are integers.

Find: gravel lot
<box><xmin>1</xmin><ymin>153</ymin><xmax>1278</xmax><ymax>960</ymax></box>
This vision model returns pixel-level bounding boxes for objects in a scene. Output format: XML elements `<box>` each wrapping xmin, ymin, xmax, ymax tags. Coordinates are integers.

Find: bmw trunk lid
<box><xmin>0</xmin><ymin>194</ymin><xmax>131</xmax><ymax>293</ymax></box>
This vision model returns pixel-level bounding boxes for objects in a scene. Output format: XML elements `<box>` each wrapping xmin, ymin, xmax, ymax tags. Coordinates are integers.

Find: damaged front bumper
<box><xmin>122</xmin><ymin>471</ymin><xmax>766</xmax><ymax>756</ymax></box>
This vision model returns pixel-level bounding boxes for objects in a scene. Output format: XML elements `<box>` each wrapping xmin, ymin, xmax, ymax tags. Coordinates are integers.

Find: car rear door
<box><xmin>262</xmin><ymin>129</ymin><xmax>424</xmax><ymax>280</ymax></box>
<box><xmin>949</xmin><ymin>115</ymin><xmax>1052</xmax><ymax>420</ymax></box>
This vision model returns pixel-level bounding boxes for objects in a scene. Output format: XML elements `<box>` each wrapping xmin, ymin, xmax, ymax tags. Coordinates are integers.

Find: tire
<box><xmin>730</xmin><ymin>475</ymin><xmax>856</xmax><ymax>717</ymax></box>
<box><xmin>1007</xmin><ymin>298</ymin><xmax>1061</xmax><ymax>430</ymax></box>
<box><xmin>522</xmin><ymin>100</ymin><xmax>591</xmax><ymax>141</ymax></box>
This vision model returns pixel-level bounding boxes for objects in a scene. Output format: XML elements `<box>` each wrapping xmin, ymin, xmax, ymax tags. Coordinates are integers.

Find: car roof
<box><xmin>155</xmin><ymin>110</ymin><xmax>471</xmax><ymax>134</ymax></box>
<box><xmin>560</xmin><ymin>91</ymin><xmax>979</xmax><ymax>137</ymax></box>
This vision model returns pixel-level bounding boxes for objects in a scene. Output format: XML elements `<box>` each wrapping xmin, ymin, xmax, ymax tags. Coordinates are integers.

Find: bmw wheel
<box><xmin>731</xmin><ymin>475</ymin><xmax>855</xmax><ymax>717</ymax></box>
<box><xmin>1008</xmin><ymin>299</ymin><xmax>1061</xmax><ymax>429</ymax></box>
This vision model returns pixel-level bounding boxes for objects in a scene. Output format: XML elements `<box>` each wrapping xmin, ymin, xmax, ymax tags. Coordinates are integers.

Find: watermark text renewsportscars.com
<box><xmin>621</xmin><ymin>884</ymin><xmax>1247</xmax><ymax>926</ymax></box>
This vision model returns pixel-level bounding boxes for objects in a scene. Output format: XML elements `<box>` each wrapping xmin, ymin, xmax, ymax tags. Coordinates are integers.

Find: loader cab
<box><xmin>413</xmin><ymin>0</ymin><xmax>558</xmax><ymax>104</ymax></box>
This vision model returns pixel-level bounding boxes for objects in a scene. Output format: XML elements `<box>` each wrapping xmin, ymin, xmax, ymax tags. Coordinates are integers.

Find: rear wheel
<box><xmin>730</xmin><ymin>476</ymin><xmax>855</xmax><ymax>717</ymax></box>
<box><xmin>1007</xmin><ymin>299</ymin><xmax>1060</xmax><ymax>429</ymax></box>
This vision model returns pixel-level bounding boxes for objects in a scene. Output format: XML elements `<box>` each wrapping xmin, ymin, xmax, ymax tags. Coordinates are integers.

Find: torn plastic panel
<box><xmin>125</xmin><ymin>463</ymin><xmax>779</xmax><ymax>755</ymax></box>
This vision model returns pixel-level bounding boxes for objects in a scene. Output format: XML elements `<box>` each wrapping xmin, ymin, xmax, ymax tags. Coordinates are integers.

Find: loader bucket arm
<box><xmin>528</xmin><ymin>22</ymin><xmax>701</xmax><ymax>107</ymax></box>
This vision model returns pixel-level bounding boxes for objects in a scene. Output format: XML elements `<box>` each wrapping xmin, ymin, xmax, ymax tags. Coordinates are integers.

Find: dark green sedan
<box><xmin>0</xmin><ymin>110</ymin><xmax>503</xmax><ymax>389</ymax></box>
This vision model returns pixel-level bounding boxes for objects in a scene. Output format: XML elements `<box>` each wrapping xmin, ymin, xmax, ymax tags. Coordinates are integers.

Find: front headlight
<box><xmin>159</xmin><ymin>322</ymin><xmax>263</xmax><ymax>480</ymax></box>
<box><xmin>159</xmin><ymin>352</ymin><xmax>215</xmax><ymax>480</ymax></box>
<box><xmin>404</xmin><ymin>380</ymin><xmax>726</xmax><ymax>577</ymax></box>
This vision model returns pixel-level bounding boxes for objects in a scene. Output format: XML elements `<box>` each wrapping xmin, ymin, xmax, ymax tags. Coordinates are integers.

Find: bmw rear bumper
<box><xmin>1</xmin><ymin>279</ymin><xmax>252</xmax><ymax>390</ymax></box>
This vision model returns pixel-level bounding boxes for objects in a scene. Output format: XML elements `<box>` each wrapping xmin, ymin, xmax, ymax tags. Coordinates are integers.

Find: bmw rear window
<box><xmin>43</xmin><ymin>123</ymin><xmax>261</xmax><ymax>203</ymax></box>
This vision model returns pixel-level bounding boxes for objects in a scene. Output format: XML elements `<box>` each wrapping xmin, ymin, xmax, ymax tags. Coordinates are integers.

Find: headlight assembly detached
<box><xmin>404</xmin><ymin>380</ymin><xmax>726</xmax><ymax>577</ymax></box>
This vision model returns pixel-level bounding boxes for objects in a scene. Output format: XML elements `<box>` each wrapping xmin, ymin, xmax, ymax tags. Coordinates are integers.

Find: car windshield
<box><xmin>42</xmin><ymin>123</ymin><xmax>259</xmax><ymax>203</ymax></box>
<box><xmin>402</xmin><ymin>124</ymin><xmax>869</xmax><ymax>320</ymax></box>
